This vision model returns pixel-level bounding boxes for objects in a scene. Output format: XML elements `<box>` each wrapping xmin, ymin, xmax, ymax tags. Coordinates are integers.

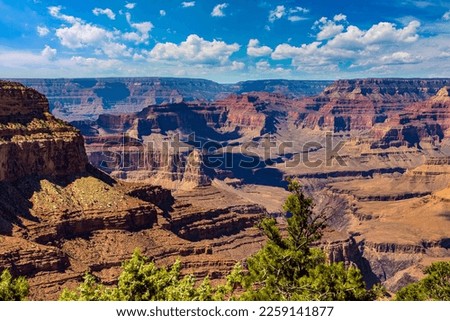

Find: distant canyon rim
<box><xmin>0</xmin><ymin>77</ymin><xmax>449</xmax><ymax>299</ymax></box>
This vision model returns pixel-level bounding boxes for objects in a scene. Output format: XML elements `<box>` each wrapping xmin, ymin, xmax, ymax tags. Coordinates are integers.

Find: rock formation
<box><xmin>0</xmin><ymin>81</ymin><xmax>268</xmax><ymax>300</ymax></box>
<box><xmin>15</xmin><ymin>78</ymin><xmax>330</xmax><ymax>121</ymax></box>
<box><xmin>299</xmin><ymin>78</ymin><xmax>450</xmax><ymax>132</ymax></box>
<box><xmin>0</xmin><ymin>81</ymin><xmax>87</xmax><ymax>181</ymax></box>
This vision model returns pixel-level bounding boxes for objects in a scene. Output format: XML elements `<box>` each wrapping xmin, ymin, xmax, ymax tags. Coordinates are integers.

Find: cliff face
<box><xmin>0</xmin><ymin>81</ymin><xmax>88</xmax><ymax>181</ymax></box>
<box><xmin>368</xmin><ymin>86</ymin><xmax>450</xmax><ymax>148</ymax></box>
<box><xmin>300</xmin><ymin>78</ymin><xmax>450</xmax><ymax>132</ymax></box>
<box><xmin>73</xmin><ymin>92</ymin><xmax>303</xmax><ymax>188</ymax></box>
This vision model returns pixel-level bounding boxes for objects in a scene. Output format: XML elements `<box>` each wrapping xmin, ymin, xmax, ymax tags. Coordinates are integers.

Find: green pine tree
<box><xmin>234</xmin><ymin>177</ymin><xmax>377</xmax><ymax>301</ymax></box>
<box><xmin>395</xmin><ymin>261</ymin><xmax>450</xmax><ymax>301</ymax></box>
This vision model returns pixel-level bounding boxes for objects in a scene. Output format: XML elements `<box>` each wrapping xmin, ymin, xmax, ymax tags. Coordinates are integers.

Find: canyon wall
<box><xmin>0</xmin><ymin>81</ymin><xmax>268</xmax><ymax>299</ymax></box>
<box><xmin>15</xmin><ymin>78</ymin><xmax>331</xmax><ymax>121</ymax></box>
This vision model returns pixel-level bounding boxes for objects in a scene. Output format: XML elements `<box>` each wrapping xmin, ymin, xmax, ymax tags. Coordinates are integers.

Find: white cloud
<box><xmin>272</xmin><ymin>42</ymin><xmax>322</xmax><ymax>60</ymax></box>
<box><xmin>247</xmin><ymin>39</ymin><xmax>273</xmax><ymax>57</ymax></box>
<box><xmin>160</xmin><ymin>10</ymin><xmax>166</xmax><ymax>16</ymax></box>
<box><xmin>37</xmin><ymin>25</ymin><xmax>49</xmax><ymax>37</ymax></box>
<box><xmin>381</xmin><ymin>51</ymin><xmax>421</xmax><ymax>64</ymax></box>
<box><xmin>410</xmin><ymin>1</ymin><xmax>434</xmax><ymax>8</ymax></box>
<box><xmin>334</xmin><ymin>14</ymin><xmax>347</xmax><ymax>22</ymax></box>
<box><xmin>314</xmin><ymin>17</ymin><xmax>345</xmax><ymax>40</ymax></box>
<box><xmin>288</xmin><ymin>6</ymin><xmax>309</xmax><ymax>21</ymax></box>
<box><xmin>123</xmin><ymin>13</ymin><xmax>153</xmax><ymax>44</ymax></box>
<box><xmin>50</xmin><ymin>7</ymin><xmax>134</xmax><ymax>58</ymax></box>
<box><xmin>256</xmin><ymin>60</ymin><xmax>270</xmax><ymax>70</ymax></box>
<box><xmin>149</xmin><ymin>34</ymin><xmax>239</xmax><ymax>65</ymax></box>
<box><xmin>211</xmin><ymin>3</ymin><xmax>228</xmax><ymax>17</ymax></box>
<box><xmin>48</xmin><ymin>6</ymin><xmax>82</xmax><ymax>24</ymax></box>
<box><xmin>55</xmin><ymin>23</ymin><xmax>113</xmax><ymax>49</ymax></box>
<box><xmin>231</xmin><ymin>61</ymin><xmax>245</xmax><ymax>70</ymax></box>
<box><xmin>269</xmin><ymin>5</ymin><xmax>285</xmax><ymax>23</ymax></box>
<box><xmin>288</xmin><ymin>16</ymin><xmax>307</xmax><ymax>22</ymax></box>
<box><xmin>93</xmin><ymin>8</ymin><xmax>116</xmax><ymax>20</ymax></box>
<box><xmin>290</xmin><ymin>6</ymin><xmax>309</xmax><ymax>14</ymax></box>
<box><xmin>327</xmin><ymin>20</ymin><xmax>420</xmax><ymax>49</ymax></box>
<box><xmin>70</xmin><ymin>56</ymin><xmax>120</xmax><ymax>69</ymax></box>
<box><xmin>101</xmin><ymin>42</ymin><xmax>132</xmax><ymax>58</ymax></box>
<box><xmin>41</xmin><ymin>45</ymin><xmax>57</xmax><ymax>60</ymax></box>
<box><xmin>272</xmin><ymin>18</ymin><xmax>423</xmax><ymax>75</ymax></box>
<box><xmin>125</xmin><ymin>3</ymin><xmax>136</xmax><ymax>9</ymax></box>
<box><xmin>182</xmin><ymin>1</ymin><xmax>195</xmax><ymax>8</ymax></box>
<box><xmin>443</xmin><ymin>11</ymin><xmax>450</xmax><ymax>20</ymax></box>
<box><xmin>268</xmin><ymin>5</ymin><xmax>309</xmax><ymax>23</ymax></box>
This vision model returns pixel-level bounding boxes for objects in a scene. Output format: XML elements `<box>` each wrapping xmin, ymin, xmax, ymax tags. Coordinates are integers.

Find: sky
<box><xmin>0</xmin><ymin>0</ymin><xmax>449</xmax><ymax>82</ymax></box>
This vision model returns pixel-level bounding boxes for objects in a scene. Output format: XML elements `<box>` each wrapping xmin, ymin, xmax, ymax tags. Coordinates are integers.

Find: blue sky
<box><xmin>0</xmin><ymin>0</ymin><xmax>449</xmax><ymax>82</ymax></box>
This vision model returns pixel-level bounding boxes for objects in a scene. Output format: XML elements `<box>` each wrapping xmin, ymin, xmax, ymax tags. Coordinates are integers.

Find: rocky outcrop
<box><xmin>372</xmin><ymin>86</ymin><xmax>450</xmax><ymax>148</ymax></box>
<box><xmin>299</xmin><ymin>78</ymin><xmax>450</xmax><ymax>132</ymax></box>
<box><xmin>0</xmin><ymin>81</ymin><xmax>88</xmax><ymax>181</ymax></box>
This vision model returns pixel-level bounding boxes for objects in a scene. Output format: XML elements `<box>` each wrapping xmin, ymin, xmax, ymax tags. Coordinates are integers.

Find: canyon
<box><xmin>14</xmin><ymin>78</ymin><xmax>331</xmax><ymax>121</ymax></box>
<box><xmin>0</xmin><ymin>77</ymin><xmax>449</xmax><ymax>299</ymax></box>
<box><xmin>0</xmin><ymin>81</ymin><xmax>269</xmax><ymax>299</ymax></box>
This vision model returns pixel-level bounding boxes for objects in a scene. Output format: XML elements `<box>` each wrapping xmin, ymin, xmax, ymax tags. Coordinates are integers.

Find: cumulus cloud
<box><xmin>56</xmin><ymin>23</ymin><xmax>113</xmax><ymax>49</ymax></box>
<box><xmin>269</xmin><ymin>5</ymin><xmax>285</xmax><ymax>22</ymax></box>
<box><xmin>37</xmin><ymin>25</ymin><xmax>49</xmax><ymax>37</ymax></box>
<box><xmin>125</xmin><ymin>3</ymin><xmax>136</xmax><ymax>9</ymax></box>
<box><xmin>182</xmin><ymin>1</ymin><xmax>195</xmax><ymax>8</ymax></box>
<box><xmin>327</xmin><ymin>20</ymin><xmax>420</xmax><ymax>48</ymax></box>
<box><xmin>50</xmin><ymin>6</ymin><xmax>134</xmax><ymax>59</ymax></box>
<box><xmin>211</xmin><ymin>3</ymin><xmax>228</xmax><ymax>17</ymax></box>
<box><xmin>314</xmin><ymin>16</ymin><xmax>346</xmax><ymax>40</ymax></box>
<box><xmin>247</xmin><ymin>39</ymin><xmax>273</xmax><ymax>57</ymax></box>
<box><xmin>41</xmin><ymin>45</ymin><xmax>57</xmax><ymax>60</ymax></box>
<box><xmin>272</xmin><ymin>18</ymin><xmax>422</xmax><ymax>73</ymax></box>
<box><xmin>101</xmin><ymin>42</ymin><xmax>132</xmax><ymax>58</ymax></box>
<box><xmin>93</xmin><ymin>8</ymin><xmax>116</xmax><ymax>20</ymax></box>
<box><xmin>334</xmin><ymin>14</ymin><xmax>347</xmax><ymax>22</ymax></box>
<box><xmin>149</xmin><ymin>34</ymin><xmax>239</xmax><ymax>65</ymax></box>
<box><xmin>123</xmin><ymin>13</ymin><xmax>153</xmax><ymax>44</ymax></box>
<box><xmin>231</xmin><ymin>61</ymin><xmax>245</xmax><ymax>70</ymax></box>
<box><xmin>272</xmin><ymin>42</ymin><xmax>322</xmax><ymax>60</ymax></box>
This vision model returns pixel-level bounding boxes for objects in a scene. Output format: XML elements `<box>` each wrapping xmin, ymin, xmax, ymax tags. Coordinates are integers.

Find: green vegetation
<box><xmin>61</xmin><ymin>178</ymin><xmax>379</xmax><ymax>301</ymax></box>
<box><xmin>60</xmin><ymin>252</ymin><xmax>217</xmax><ymax>301</ymax></box>
<box><xmin>0</xmin><ymin>269</ymin><xmax>29</xmax><ymax>301</ymax></box>
<box><xmin>395</xmin><ymin>261</ymin><xmax>450</xmax><ymax>301</ymax></box>
<box><xmin>231</xmin><ymin>178</ymin><xmax>378</xmax><ymax>300</ymax></box>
